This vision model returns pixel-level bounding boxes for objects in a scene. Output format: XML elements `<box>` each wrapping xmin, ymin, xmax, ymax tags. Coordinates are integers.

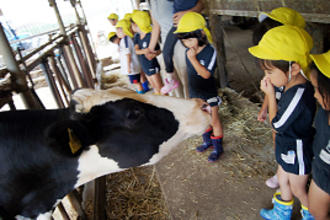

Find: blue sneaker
<box><xmin>136</xmin><ymin>89</ymin><xmax>145</xmax><ymax>94</ymax></box>
<box><xmin>301</xmin><ymin>205</ymin><xmax>315</xmax><ymax>220</ymax></box>
<box><xmin>196</xmin><ymin>128</ymin><xmax>213</xmax><ymax>152</ymax></box>
<box><xmin>142</xmin><ymin>81</ymin><xmax>150</xmax><ymax>92</ymax></box>
<box><xmin>260</xmin><ymin>193</ymin><xmax>293</xmax><ymax>220</ymax></box>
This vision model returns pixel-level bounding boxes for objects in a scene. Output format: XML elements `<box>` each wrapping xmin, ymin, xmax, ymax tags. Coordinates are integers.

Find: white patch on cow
<box><xmin>75</xmin><ymin>145</ymin><xmax>124</xmax><ymax>187</ymax></box>
<box><xmin>36</xmin><ymin>212</ymin><xmax>52</xmax><ymax>220</ymax></box>
<box><xmin>15</xmin><ymin>216</ymin><xmax>30</xmax><ymax>220</ymax></box>
<box><xmin>15</xmin><ymin>211</ymin><xmax>52</xmax><ymax>220</ymax></box>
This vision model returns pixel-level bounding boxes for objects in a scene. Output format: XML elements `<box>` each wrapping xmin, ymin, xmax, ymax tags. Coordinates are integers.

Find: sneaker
<box><xmin>265</xmin><ymin>175</ymin><xmax>279</xmax><ymax>189</ymax></box>
<box><xmin>160</xmin><ymin>78</ymin><xmax>179</xmax><ymax>95</ymax></box>
<box><xmin>142</xmin><ymin>81</ymin><xmax>150</xmax><ymax>92</ymax></box>
<box><xmin>136</xmin><ymin>90</ymin><xmax>145</xmax><ymax>94</ymax></box>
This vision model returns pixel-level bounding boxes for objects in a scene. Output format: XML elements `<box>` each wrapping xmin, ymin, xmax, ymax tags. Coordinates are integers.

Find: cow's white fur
<box><xmin>16</xmin><ymin>211</ymin><xmax>52</xmax><ymax>220</ymax></box>
<box><xmin>75</xmin><ymin>145</ymin><xmax>124</xmax><ymax>188</ymax></box>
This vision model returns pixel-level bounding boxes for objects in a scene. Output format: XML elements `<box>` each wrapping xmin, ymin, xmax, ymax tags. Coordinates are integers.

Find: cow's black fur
<box><xmin>0</xmin><ymin>98</ymin><xmax>178</xmax><ymax>219</ymax></box>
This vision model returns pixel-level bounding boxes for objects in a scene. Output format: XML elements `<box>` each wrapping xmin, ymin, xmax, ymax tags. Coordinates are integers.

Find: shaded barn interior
<box><xmin>0</xmin><ymin>0</ymin><xmax>329</xmax><ymax>219</ymax></box>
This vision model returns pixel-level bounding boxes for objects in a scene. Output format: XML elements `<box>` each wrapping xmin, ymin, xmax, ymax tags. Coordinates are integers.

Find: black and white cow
<box><xmin>0</xmin><ymin>87</ymin><xmax>211</xmax><ymax>220</ymax></box>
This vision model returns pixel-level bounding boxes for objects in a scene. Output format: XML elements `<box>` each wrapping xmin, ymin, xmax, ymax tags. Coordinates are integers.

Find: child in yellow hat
<box><xmin>175</xmin><ymin>12</ymin><xmax>224</xmax><ymax>162</ymax></box>
<box><xmin>253</xmin><ymin>7</ymin><xmax>307</xmax><ymax>189</ymax></box>
<box><xmin>308</xmin><ymin>50</ymin><xmax>330</xmax><ymax>220</ymax></box>
<box><xmin>107</xmin><ymin>32</ymin><xmax>119</xmax><ymax>44</ymax></box>
<box><xmin>108</xmin><ymin>13</ymin><xmax>119</xmax><ymax>26</ymax></box>
<box><xmin>131</xmin><ymin>10</ymin><xmax>163</xmax><ymax>95</ymax></box>
<box><xmin>115</xmin><ymin>19</ymin><xmax>144</xmax><ymax>94</ymax></box>
<box><xmin>249</xmin><ymin>25</ymin><xmax>316</xmax><ymax>220</ymax></box>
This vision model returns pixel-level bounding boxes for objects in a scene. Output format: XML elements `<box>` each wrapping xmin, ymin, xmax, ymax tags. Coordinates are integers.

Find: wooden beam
<box><xmin>209</xmin><ymin>15</ymin><xmax>228</xmax><ymax>88</ymax></box>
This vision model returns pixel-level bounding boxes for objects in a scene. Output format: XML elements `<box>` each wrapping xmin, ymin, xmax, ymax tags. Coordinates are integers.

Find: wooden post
<box><xmin>209</xmin><ymin>14</ymin><xmax>228</xmax><ymax>88</ymax></box>
<box><xmin>93</xmin><ymin>176</ymin><xmax>107</xmax><ymax>220</ymax></box>
<box><xmin>67</xmin><ymin>190</ymin><xmax>87</xmax><ymax>220</ymax></box>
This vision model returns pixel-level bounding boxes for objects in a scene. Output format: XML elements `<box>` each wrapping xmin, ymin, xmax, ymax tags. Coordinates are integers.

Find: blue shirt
<box><xmin>313</xmin><ymin>107</ymin><xmax>330</xmax><ymax>166</ymax></box>
<box><xmin>273</xmin><ymin>82</ymin><xmax>316</xmax><ymax>149</ymax></box>
<box><xmin>186</xmin><ymin>44</ymin><xmax>218</xmax><ymax>100</ymax></box>
<box><xmin>168</xmin><ymin>0</ymin><xmax>198</xmax><ymax>13</ymax></box>
<box><xmin>134</xmin><ymin>33</ymin><xmax>160</xmax><ymax>73</ymax></box>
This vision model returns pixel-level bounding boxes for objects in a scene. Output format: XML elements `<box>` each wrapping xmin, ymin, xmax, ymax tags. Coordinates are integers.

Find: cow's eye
<box><xmin>126</xmin><ymin>108</ymin><xmax>143</xmax><ymax>120</ymax></box>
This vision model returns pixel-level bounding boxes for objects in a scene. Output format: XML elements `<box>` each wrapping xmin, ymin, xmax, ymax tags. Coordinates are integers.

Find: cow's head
<box><xmin>47</xmin><ymin>88</ymin><xmax>211</xmax><ymax>187</ymax></box>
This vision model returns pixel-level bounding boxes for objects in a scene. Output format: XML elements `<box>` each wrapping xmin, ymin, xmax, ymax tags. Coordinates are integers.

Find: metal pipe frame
<box><xmin>0</xmin><ymin>22</ymin><xmax>43</xmax><ymax>109</ymax></box>
<box><xmin>71</xmin><ymin>33</ymin><xmax>94</xmax><ymax>88</ymax></box>
<box><xmin>40</xmin><ymin>57</ymin><xmax>65</xmax><ymax>108</ymax></box>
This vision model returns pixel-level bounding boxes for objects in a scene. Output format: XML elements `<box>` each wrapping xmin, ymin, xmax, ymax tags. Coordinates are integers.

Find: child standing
<box><xmin>175</xmin><ymin>12</ymin><xmax>224</xmax><ymax>162</ymax></box>
<box><xmin>249</xmin><ymin>25</ymin><xmax>316</xmax><ymax>220</ymax></box>
<box><xmin>308</xmin><ymin>50</ymin><xmax>330</xmax><ymax>220</ymax></box>
<box><xmin>131</xmin><ymin>10</ymin><xmax>163</xmax><ymax>94</ymax></box>
<box><xmin>115</xmin><ymin>19</ymin><xmax>144</xmax><ymax>93</ymax></box>
<box><xmin>158</xmin><ymin>0</ymin><xmax>204</xmax><ymax>95</ymax></box>
<box><xmin>253</xmin><ymin>7</ymin><xmax>306</xmax><ymax>189</ymax></box>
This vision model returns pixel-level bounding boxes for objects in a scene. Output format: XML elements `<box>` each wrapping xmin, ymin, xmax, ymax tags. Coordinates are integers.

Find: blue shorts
<box><xmin>312</xmin><ymin>158</ymin><xmax>330</xmax><ymax>194</ymax></box>
<box><xmin>142</xmin><ymin>65</ymin><xmax>160</xmax><ymax>76</ymax></box>
<box><xmin>275</xmin><ymin>138</ymin><xmax>313</xmax><ymax>175</ymax></box>
<box><xmin>128</xmin><ymin>74</ymin><xmax>141</xmax><ymax>84</ymax></box>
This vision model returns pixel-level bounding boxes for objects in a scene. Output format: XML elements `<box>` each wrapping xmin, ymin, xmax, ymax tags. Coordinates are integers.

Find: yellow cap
<box><xmin>107</xmin><ymin>32</ymin><xmax>116</xmax><ymax>41</ymax></box>
<box><xmin>248</xmin><ymin>25</ymin><xmax>313</xmax><ymax>73</ymax></box>
<box><xmin>124</xmin><ymin>13</ymin><xmax>132</xmax><ymax>21</ymax></box>
<box><xmin>174</xmin><ymin>12</ymin><xmax>213</xmax><ymax>44</ymax></box>
<box><xmin>107</xmin><ymin>13</ymin><xmax>118</xmax><ymax>20</ymax></box>
<box><xmin>116</xmin><ymin>19</ymin><xmax>133</xmax><ymax>38</ymax></box>
<box><xmin>132</xmin><ymin>10</ymin><xmax>152</xmax><ymax>33</ymax></box>
<box><xmin>259</xmin><ymin>7</ymin><xmax>306</xmax><ymax>28</ymax></box>
<box><xmin>310</xmin><ymin>50</ymin><xmax>330</xmax><ymax>78</ymax></box>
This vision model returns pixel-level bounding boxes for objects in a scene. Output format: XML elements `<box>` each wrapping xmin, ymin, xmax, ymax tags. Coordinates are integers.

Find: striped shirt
<box><xmin>186</xmin><ymin>44</ymin><xmax>218</xmax><ymax>100</ymax></box>
<box><xmin>273</xmin><ymin>82</ymin><xmax>316</xmax><ymax>175</ymax></box>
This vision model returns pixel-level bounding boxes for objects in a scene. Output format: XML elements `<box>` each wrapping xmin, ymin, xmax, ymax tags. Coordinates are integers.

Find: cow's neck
<box><xmin>74</xmin><ymin>145</ymin><xmax>124</xmax><ymax>187</ymax></box>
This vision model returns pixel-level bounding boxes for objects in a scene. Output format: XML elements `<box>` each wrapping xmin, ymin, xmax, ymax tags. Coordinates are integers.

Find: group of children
<box><xmin>107</xmin><ymin>10</ymin><xmax>224</xmax><ymax>162</ymax></box>
<box><xmin>107</xmin><ymin>6</ymin><xmax>329</xmax><ymax>220</ymax></box>
<box><xmin>249</xmin><ymin>7</ymin><xmax>330</xmax><ymax>220</ymax></box>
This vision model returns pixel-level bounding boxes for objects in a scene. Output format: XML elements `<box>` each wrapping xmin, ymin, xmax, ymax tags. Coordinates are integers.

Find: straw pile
<box><xmin>106</xmin><ymin>166</ymin><xmax>170</xmax><ymax>220</ymax></box>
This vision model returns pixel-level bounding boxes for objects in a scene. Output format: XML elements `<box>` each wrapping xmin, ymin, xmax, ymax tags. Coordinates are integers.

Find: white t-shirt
<box><xmin>119</xmin><ymin>36</ymin><xmax>141</xmax><ymax>75</ymax></box>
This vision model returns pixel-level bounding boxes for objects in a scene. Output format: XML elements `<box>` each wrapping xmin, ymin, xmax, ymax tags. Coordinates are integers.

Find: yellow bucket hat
<box><xmin>174</xmin><ymin>12</ymin><xmax>213</xmax><ymax>44</ymax></box>
<box><xmin>107</xmin><ymin>13</ymin><xmax>118</xmax><ymax>20</ymax></box>
<box><xmin>310</xmin><ymin>50</ymin><xmax>330</xmax><ymax>78</ymax></box>
<box><xmin>116</xmin><ymin>19</ymin><xmax>133</xmax><ymax>38</ymax></box>
<box><xmin>248</xmin><ymin>25</ymin><xmax>313</xmax><ymax>74</ymax></box>
<box><xmin>124</xmin><ymin>13</ymin><xmax>132</xmax><ymax>21</ymax></box>
<box><xmin>132</xmin><ymin>10</ymin><xmax>152</xmax><ymax>33</ymax></box>
<box><xmin>107</xmin><ymin>32</ymin><xmax>116</xmax><ymax>41</ymax></box>
<box><xmin>259</xmin><ymin>7</ymin><xmax>306</xmax><ymax>29</ymax></box>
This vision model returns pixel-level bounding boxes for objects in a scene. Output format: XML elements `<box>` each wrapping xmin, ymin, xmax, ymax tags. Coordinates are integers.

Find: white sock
<box><xmin>167</xmin><ymin>73</ymin><xmax>173</xmax><ymax>80</ymax></box>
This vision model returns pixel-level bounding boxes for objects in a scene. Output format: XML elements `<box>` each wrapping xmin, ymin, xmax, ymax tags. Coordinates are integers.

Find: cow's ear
<box><xmin>45</xmin><ymin>120</ymin><xmax>93</xmax><ymax>157</ymax></box>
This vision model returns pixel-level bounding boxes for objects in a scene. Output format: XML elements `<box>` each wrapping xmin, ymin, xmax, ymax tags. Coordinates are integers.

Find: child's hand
<box><xmin>173</xmin><ymin>11</ymin><xmax>186</xmax><ymax>26</ymax></box>
<box><xmin>260</xmin><ymin>77</ymin><xmax>274</xmax><ymax>96</ymax></box>
<box><xmin>145</xmin><ymin>50</ymin><xmax>157</xmax><ymax>60</ymax></box>
<box><xmin>187</xmin><ymin>48</ymin><xmax>197</xmax><ymax>60</ymax></box>
<box><xmin>257</xmin><ymin>107</ymin><xmax>267</xmax><ymax>122</ymax></box>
